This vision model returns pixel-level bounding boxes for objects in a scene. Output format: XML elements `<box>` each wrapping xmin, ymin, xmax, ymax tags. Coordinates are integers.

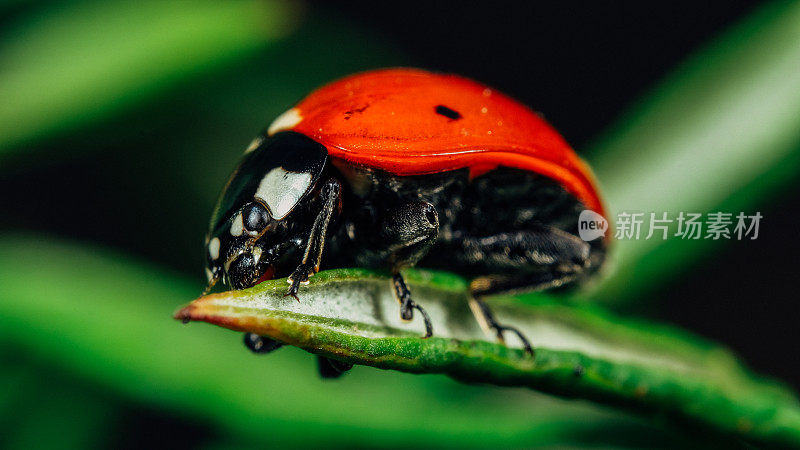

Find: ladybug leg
<box><xmin>316</xmin><ymin>355</ymin><xmax>354</xmax><ymax>379</ymax></box>
<box><xmin>243</xmin><ymin>333</ymin><xmax>284</xmax><ymax>354</ymax></box>
<box><xmin>467</xmin><ymin>293</ymin><xmax>533</xmax><ymax>357</ymax></box>
<box><xmin>467</xmin><ymin>269</ymin><xmax>584</xmax><ymax>357</ymax></box>
<box><xmin>378</xmin><ymin>201</ymin><xmax>440</xmax><ymax>269</ymax></box>
<box><xmin>378</xmin><ymin>201</ymin><xmax>439</xmax><ymax>338</ymax></box>
<box><xmin>285</xmin><ymin>178</ymin><xmax>342</xmax><ymax>300</ymax></box>
<box><xmin>455</xmin><ymin>226</ymin><xmax>595</xmax><ymax>357</ymax></box>
<box><xmin>392</xmin><ymin>272</ymin><xmax>433</xmax><ymax>338</ymax></box>
<box><xmin>457</xmin><ymin>225</ymin><xmax>591</xmax><ymax>274</ymax></box>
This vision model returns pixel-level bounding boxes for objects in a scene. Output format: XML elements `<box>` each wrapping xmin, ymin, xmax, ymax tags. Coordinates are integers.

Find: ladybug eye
<box><xmin>242</xmin><ymin>202</ymin><xmax>270</xmax><ymax>232</ymax></box>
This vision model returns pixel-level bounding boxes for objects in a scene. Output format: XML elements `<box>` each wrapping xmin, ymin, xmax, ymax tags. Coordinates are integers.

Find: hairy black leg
<box><xmin>392</xmin><ymin>272</ymin><xmax>433</xmax><ymax>338</ymax></box>
<box><xmin>377</xmin><ymin>201</ymin><xmax>439</xmax><ymax>337</ymax></box>
<box><xmin>316</xmin><ymin>356</ymin><xmax>354</xmax><ymax>379</ymax></box>
<box><xmin>243</xmin><ymin>333</ymin><xmax>284</xmax><ymax>354</ymax></box>
<box><xmin>377</xmin><ymin>201</ymin><xmax>440</xmax><ymax>268</ymax></box>
<box><xmin>468</xmin><ymin>294</ymin><xmax>533</xmax><ymax>356</ymax></box>
<box><xmin>455</xmin><ymin>225</ymin><xmax>591</xmax><ymax>274</ymax></box>
<box><xmin>454</xmin><ymin>226</ymin><xmax>596</xmax><ymax>358</ymax></box>
<box><xmin>470</xmin><ymin>269</ymin><xmax>581</xmax><ymax>297</ymax></box>
<box><xmin>285</xmin><ymin>178</ymin><xmax>342</xmax><ymax>300</ymax></box>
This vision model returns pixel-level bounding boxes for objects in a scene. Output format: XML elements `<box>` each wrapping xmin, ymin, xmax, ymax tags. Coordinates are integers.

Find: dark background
<box><xmin>2</xmin><ymin>1</ymin><xmax>797</xmax><ymax>446</ymax></box>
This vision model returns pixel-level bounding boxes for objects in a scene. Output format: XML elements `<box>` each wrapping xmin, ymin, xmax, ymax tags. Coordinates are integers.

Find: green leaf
<box><xmin>0</xmin><ymin>351</ymin><xmax>117</xmax><ymax>450</ymax></box>
<box><xmin>177</xmin><ymin>269</ymin><xmax>800</xmax><ymax>448</ymax></box>
<box><xmin>0</xmin><ymin>235</ymin><xmax>689</xmax><ymax>449</ymax></box>
<box><xmin>0</xmin><ymin>0</ymin><xmax>298</xmax><ymax>158</ymax></box>
<box><xmin>587</xmin><ymin>1</ymin><xmax>800</xmax><ymax>304</ymax></box>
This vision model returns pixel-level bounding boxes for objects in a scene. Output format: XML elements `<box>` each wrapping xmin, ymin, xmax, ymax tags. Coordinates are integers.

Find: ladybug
<box><xmin>204</xmin><ymin>68</ymin><xmax>608</xmax><ymax>364</ymax></box>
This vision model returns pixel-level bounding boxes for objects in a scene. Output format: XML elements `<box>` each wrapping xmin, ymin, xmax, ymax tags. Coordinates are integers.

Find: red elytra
<box><xmin>283</xmin><ymin>68</ymin><xmax>606</xmax><ymax>218</ymax></box>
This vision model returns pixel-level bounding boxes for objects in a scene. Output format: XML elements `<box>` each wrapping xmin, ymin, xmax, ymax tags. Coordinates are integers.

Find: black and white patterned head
<box><xmin>205</xmin><ymin>131</ymin><xmax>328</xmax><ymax>290</ymax></box>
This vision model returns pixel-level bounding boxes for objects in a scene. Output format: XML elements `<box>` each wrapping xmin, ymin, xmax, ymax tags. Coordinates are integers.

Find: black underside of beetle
<box><xmin>322</xmin><ymin>163</ymin><xmax>606</xmax><ymax>294</ymax></box>
<box><xmin>252</xmin><ymin>161</ymin><xmax>606</xmax><ymax>291</ymax></box>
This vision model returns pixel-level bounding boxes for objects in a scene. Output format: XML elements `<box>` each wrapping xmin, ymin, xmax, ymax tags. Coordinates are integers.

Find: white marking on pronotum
<box><xmin>267</xmin><ymin>108</ymin><xmax>303</xmax><ymax>135</ymax></box>
<box><xmin>255</xmin><ymin>167</ymin><xmax>312</xmax><ymax>220</ymax></box>
<box><xmin>244</xmin><ymin>136</ymin><xmax>264</xmax><ymax>154</ymax></box>
<box><xmin>208</xmin><ymin>237</ymin><xmax>221</xmax><ymax>260</ymax></box>
<box><xmin>205</xmin><ymin>267</ymin><xmax>214</xmax><ymax>282</ymax></box>
<box><xmin>230</xmin><ymin>212</ymin><xmax>244</xmax><ymax>236</ymax></box>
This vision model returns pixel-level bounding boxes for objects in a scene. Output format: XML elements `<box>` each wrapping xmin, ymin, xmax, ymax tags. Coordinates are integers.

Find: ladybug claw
<box><xmin>283</xmin><ymin>291</ymin><xmax>301</xmax><ymax>302</ymax></box>
<box><xmin>411</xmin><ymin>302</ymin><xmax>433</xmax><ymax>338</ymax></box>
<box><xmin>494</xmin><ymin>325</ymin><xmax>534</xmax><ymax>357</ymax></box>
<box><xmin>285</xmin><ymin>263</ymin><xmax>315</xmax><ymax>301</ymax></box>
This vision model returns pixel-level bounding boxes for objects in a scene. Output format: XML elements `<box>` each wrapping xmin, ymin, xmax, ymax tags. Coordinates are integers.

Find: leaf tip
<box><xmin>173</xmin><ymin>303</ymin><xmax>195</xmax><ymax>323</ymax></box>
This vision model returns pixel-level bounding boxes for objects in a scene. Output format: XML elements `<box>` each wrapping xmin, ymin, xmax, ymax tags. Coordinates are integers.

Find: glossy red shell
<box><xmin>281</xmin><ymin>68</ymin><xmax>606</xmax><ymax>216</ymax></box>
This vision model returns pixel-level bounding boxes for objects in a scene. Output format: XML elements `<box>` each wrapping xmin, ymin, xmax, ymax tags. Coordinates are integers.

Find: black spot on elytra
<box><xmin>435</xmin><ymin>105</ymin><xmax>462</xmax><ymax>120</ymax></box>
<box><xmin>343</xmin><ymin>104</ymin><xmax>370</xmax><ymax>120</ymax></box>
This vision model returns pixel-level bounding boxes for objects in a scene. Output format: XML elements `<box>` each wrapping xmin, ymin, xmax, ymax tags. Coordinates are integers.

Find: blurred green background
<box><xmin>1</xmin><ymin>1</ymin><xmax>799</xmax><ymax>448</ymax></box>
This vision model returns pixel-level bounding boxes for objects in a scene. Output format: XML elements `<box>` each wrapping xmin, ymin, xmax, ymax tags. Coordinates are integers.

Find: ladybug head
<box><xmin>204</xmin><ymin>132</ymin><xmax>328</xmax><ymax>292</ymax></box>
<box><xmin>205</xmin><ymin>201</ymin><xmax>278</xmax><ymax>290</ymax></box>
